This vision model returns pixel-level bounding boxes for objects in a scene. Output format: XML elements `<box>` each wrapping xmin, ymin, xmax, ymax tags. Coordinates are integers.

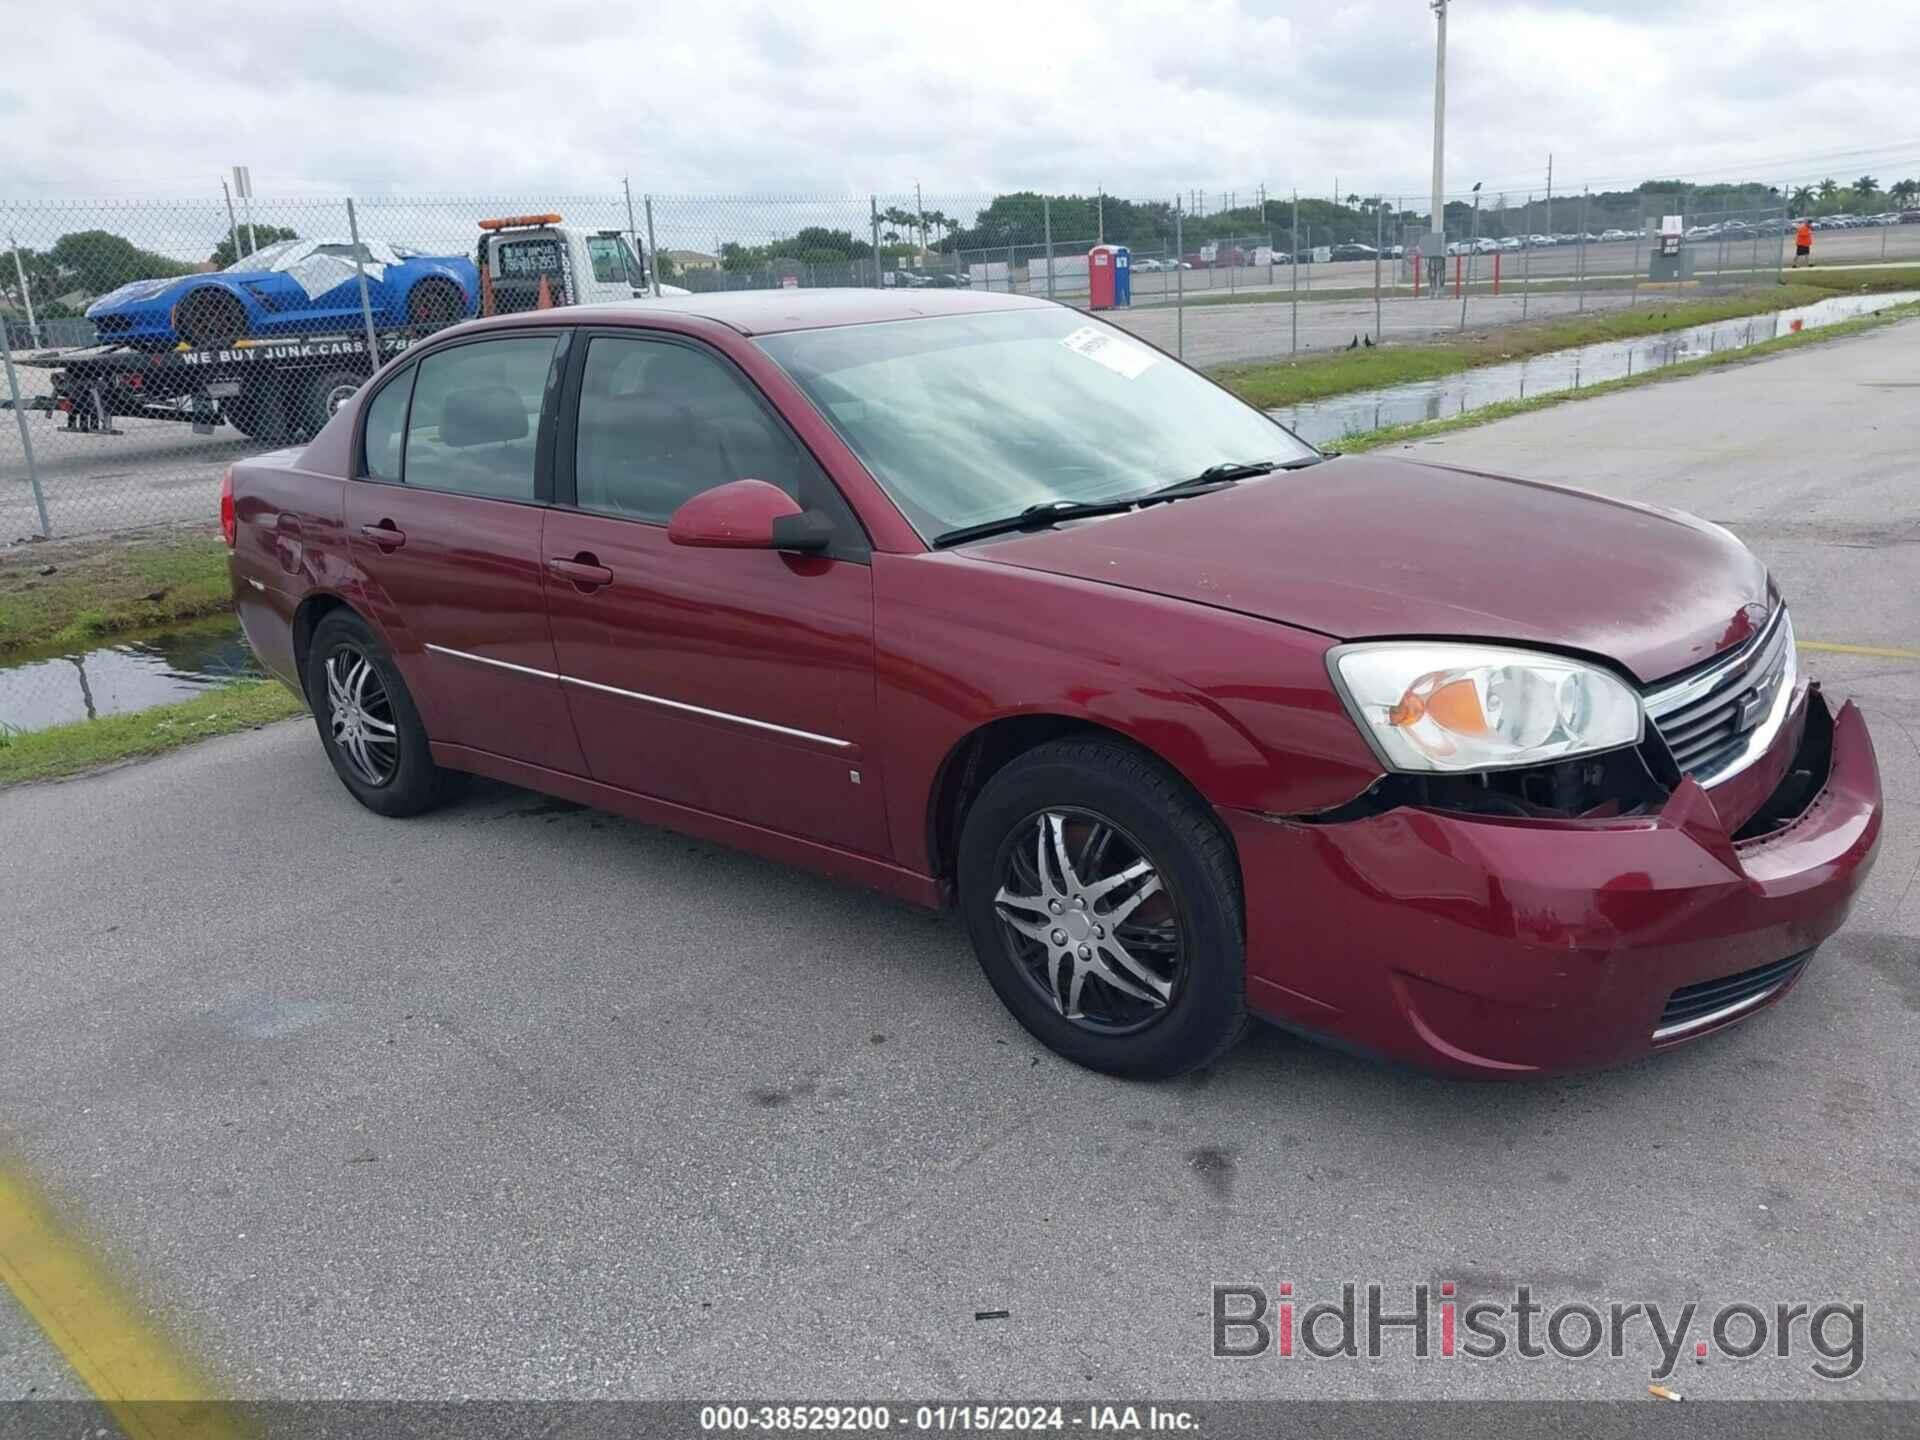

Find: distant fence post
<box><xmin>1174</xmin><ymin>200</ymin><xmax>1184</xmax><ymax>359</ymax></box>
<box><xmin>1290</xmin><ymin>190</ymin><xmax>1299</xmax><ymax>354</ymax></box>
<box><xmin>643</xmin><ymin>196</ymin><xmax>662</xmax><ymax>297</ymax></box>
<box><xmin>7</xmin><ymin>233</ymin><xmax>39</xmax><ymax>348</ymax></box>
<box><xmin>1577</xmin><ymin>188</ymin><xmax>1589</xmax><ymax>311</ymax></box>
<box><xmin>1</xmin><ymin>311</ymin><xmax>51</xmax><ymax>537</ymax></box>
<box><xmin>1521</xmin><ymin>193</ymin><xmax>1533</xmax><ymax>320</ymax></box>
<box><xmin>1043</xmin><ymin>195</ymin><xmax>1055</xmax><ymax>301</ymax></box>
<box><xmin>343</xmin><ymin>199</ymin><xmax>381</xmax><ymax>367</ymax></box>
<box><xmin>870</xmin><ymin>197</ymin><xmax>881</xmax><ymax>288</ymax></box>
<box><xmin>1373</xmin><ymin>202</ymin><xmax>1383</xmax><ymax>341</ymax></box>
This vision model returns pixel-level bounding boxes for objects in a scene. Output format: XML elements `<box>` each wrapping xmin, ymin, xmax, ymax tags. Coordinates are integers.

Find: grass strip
<box><xmin>0</xmin><ymin>679</ymin><xmax>306</xmax><ymax>786</ymax></box>
<box><xmin>0</xmin><ymin>532</ymin><xmax>234</xmax><ymax>658</ymax></box>
<box><xmin>1210</xmin><ymin>266</ymin><xmax>1920</xmax><ymax>410</ymax></box>
<box><xmin>1331</xmin><ymin>300</ymin><xmax>1920</xmax><ymax>453</ymax></box>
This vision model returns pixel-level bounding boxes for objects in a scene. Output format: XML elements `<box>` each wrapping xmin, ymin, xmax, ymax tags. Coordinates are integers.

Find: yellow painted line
<box><xmin>1801</xmin><ymin>640</ymin><xmax>1920</xmax><ymax>661</ymax></box>
<box><xmin>0</xmin><ymin>1168</ymin><xmax>244</xmax><ymax>1440</ymax></box>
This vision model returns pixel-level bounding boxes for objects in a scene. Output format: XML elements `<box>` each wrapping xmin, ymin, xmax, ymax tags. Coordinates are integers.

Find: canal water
<box><xmin>1272</xmin><ymin>290</ymin><xmax>1920</xmax><ymax>446</ymax></box>
<box><xmin>0</xmin><ymin>616</ymin><xmax>259</xmax><ymax>734</ymax></box>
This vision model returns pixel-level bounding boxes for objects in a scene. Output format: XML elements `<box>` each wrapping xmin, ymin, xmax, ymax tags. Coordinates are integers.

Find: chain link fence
<box><xmin>6</xmin><ymin>184</ymin><xmax>1919</xmax><ymax>544</ymax></box>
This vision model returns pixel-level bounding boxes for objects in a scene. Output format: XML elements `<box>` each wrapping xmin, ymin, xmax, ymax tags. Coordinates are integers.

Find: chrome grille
<box><xmin>1654</xmin><ymin>948</ymin><xmax>1814</xmax><ymax>1041</ymax></box>
<box><xmin>1644</xmin><ymin>606</ymin><xmax>1795</xmax><ymax>787</ymax></box>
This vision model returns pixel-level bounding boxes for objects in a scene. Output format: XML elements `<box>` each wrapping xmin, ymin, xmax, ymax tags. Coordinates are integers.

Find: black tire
<box><xmin>957</xmin><ymin>737</ymin><xmax>1247</xmax><ymax>1078</ymax></box>
<box><xmin>305</xmin><ymin>609</ymin><xmax>466</xmax><ymax>818</ymax></box>
<box><xmin>300</xmin><ymin>367</ymin><xmax>366</xmax><ymax>436</ymax></box>
<box><xmin>224</xmin><ymin>379</ymin><xmax>293</xmax><ymax>444</ymax></box>
<box><xmin>174</xmin><ymin>286</ymin><xmax>248</xmax><ymax>347</ymax></box>
<box><xmin>407</xmin><ymin>277</ymin><xmax>465</xmax><ymax>332</ymax></box>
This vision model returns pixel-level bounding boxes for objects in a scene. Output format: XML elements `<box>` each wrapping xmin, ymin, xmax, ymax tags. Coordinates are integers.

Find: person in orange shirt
<box><xmin>1793</xmin><ymin>218</ymin><xmax>1813</xmax><ymax>267</ymax></box>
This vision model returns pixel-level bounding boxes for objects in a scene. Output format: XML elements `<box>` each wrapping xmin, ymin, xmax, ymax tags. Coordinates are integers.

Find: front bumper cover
<box><xmin>1221</xmin><ymin>690</ymin><xmax>1881</xmax><ymax>1076</ymax></box>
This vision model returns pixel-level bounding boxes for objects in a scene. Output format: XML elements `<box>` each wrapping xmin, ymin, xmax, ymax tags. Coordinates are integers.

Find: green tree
<box><xmin>1788</xmin><ymin>185</ymin><xmax>1815</xmax><ymax>213</ymax></box>
<box><xmin>46</xmin><ymin>230</ymin><xmax>195</xmax><ymax>296</ymax></box>
<box><xmin>209</xmin><ymin>224</ymin><xmax>300</xmax><ymax>269</ymax></box>
<box><xmin>1816</xmin><ymin>177</ymin><xmax>1839</xmax><ymax>203</ymax></box>
<box><xmin>1852</xmin><ymin>175</ymin><xmax>1880</xmax><ymax>204</ymax></box>
<box><xmin>1890</xmin><ymin>179</ymin><xmax>1918</xmax><ymax>209</ymax></box>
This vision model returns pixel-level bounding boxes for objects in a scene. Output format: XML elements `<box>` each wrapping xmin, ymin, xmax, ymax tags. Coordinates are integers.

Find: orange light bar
<box><xmin>478</xmin><ymin>213</ymin><xmax>563</xmax><ymax>231</ymax></box>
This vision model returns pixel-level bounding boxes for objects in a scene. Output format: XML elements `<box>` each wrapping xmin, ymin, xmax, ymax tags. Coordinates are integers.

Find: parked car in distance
<box><xmin>1599</xmin><ymin>228</ymin><xmax>1632</xmax><ymax>242</ymax></box>
<box><xmin>226</xmin><ymin>289</ymin><xmax>1883</xmax><ymax>1081</ymax></box>
<box><xmin>1328</xmin><ymin>243</ymin><xmax>1377</xmax><ymax>261</ymax></box>
<box><xmin>88</xmin><ymin>238</ymin><xmax>477</xmax><ymax>349</ymax></box>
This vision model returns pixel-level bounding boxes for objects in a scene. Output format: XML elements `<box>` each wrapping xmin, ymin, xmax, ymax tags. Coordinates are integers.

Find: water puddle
<box><xmin>0</xmin><ymin>615</ymin><xmax>257</xmax><ymax>734</ymax></box>
<box><xmin>1273</xmin><ymin>291</ymin><xmax>1920</xmax><ymax>446</ymax></box>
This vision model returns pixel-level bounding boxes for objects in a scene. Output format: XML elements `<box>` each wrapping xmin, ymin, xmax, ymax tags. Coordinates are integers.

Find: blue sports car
<box><xmin>86</xmin><ymin>238</ymin><xmax>478</xmax><ymax>349</ymax></box>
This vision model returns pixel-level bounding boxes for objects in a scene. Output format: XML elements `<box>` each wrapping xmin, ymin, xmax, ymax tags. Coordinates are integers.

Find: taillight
<box><xmin>220</xmin><ymin>468</ymin><xmax>236</xmax><ymax>547</ymax></box>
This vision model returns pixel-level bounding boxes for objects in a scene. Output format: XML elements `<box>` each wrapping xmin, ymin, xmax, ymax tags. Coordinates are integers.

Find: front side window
<box><xmin>572</xmin><ymin>336</ymin><xmax>812</xmax><ymax>523</ymax></box>
<box><xmin>756</xmin><ymin>307</ymin><xmax>1316</xmax><ymax>539</ymax></box>
<box><xmin>402</xmin><ymin>336</ymin><xmax>556</xmax><ymax>500</ymax></box>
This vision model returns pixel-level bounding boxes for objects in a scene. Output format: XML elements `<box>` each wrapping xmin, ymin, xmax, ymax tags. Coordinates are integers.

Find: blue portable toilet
<box><xmin>1089</xmin><ymin>244</ymin><xmax>1131</xmax><ymax>309</ymax></box>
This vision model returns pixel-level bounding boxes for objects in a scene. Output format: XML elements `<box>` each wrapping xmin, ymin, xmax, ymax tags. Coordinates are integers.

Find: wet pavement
<box><xmin>0</xmin><ymin>616</ymin><xmax>254</xmax><ymax>733</ymax></box>
<box><xmin>1274</xmin><ymin>290</ymin><xmax>1920</xmax><ymax>445</ymax></box>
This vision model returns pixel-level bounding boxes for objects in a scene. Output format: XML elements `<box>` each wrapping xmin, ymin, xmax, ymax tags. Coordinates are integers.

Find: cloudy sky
<box><xmin>5</xmin><ymin>0</ymin><xmax>1919</xmax><ymax>208</ymax></box>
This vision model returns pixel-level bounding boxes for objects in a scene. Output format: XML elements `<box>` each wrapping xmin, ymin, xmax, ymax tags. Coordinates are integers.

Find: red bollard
<box><xmin>1493</xmin><ymin>252</ymin><xmax>1501</xmax><ymax>296</ymax></box>
<box><xmin>1453</xmin><ymin>254</ymin><xmax>1463</xmax><ymax>297</ymax></box>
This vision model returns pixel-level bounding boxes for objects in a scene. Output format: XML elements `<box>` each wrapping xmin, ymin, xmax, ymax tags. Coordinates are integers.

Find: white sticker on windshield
<box><xmin>1060</xmin><ymin>325</ymin><xmax>1159</xmax><ymax>380</ymax></box>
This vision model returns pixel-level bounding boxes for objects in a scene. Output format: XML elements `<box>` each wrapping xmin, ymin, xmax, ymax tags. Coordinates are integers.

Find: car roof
<box><xmin>562</xmin><ymin>287</ymin><xmax>1055</xmax><ymax>336</ymax></box>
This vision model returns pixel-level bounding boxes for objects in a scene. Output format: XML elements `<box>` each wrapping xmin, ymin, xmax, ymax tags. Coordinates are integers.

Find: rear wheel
<box><xmin>407</xmin><ymin>277</ymin><xmax>465</xmax><ymax>332</ymax></box>
<box><xmin>300</xmin><ymin>367</ymin><xmax>366</xmax><ymax>435</ymax></box>
<box><xmin>174</xmin><ymin>287</ymin><xmax>248</xmax><ymax>347</ymax></box>
<box><xmin>305</xmin><ymin>610</ymin><xmax>466</xmax><ymax>817</ymax></box>
<box><xmin>223</xmin><ymin>379</ymin><xmax>293</xmax><ymax>443</ymax></box>
<box><xmin>958</xmin><ymin>737</ymin><xmax>1247</xmax><ymax>1078</ymax></box>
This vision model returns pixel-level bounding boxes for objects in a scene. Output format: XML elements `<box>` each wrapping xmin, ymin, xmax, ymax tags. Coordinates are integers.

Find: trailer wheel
<box><xmin>407</xmin><ymin>277</ymin><xmax>465</xmax><ymax>332</ymax></box>
<box><xmin>174</xmin><ymin>287</ymin><xmax>248</xmax><ymax>347</ymax></box>
<box><xmin>225</xmin><ymin>379</ymin><xmax>293</xmax><ymax>444</ymax></box>
<box><xmin>301</xmin><ymin>368</ymin><xmax>366</xmax><ymax>435</ymax></box>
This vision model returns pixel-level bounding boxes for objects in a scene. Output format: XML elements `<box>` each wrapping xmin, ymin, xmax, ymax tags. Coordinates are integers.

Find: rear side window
<box><xmin>403</xmin><ymin>337</ymin><xmax>557</xmax><ymax>501</ymax></box>
<box><xmin>361</xmin><ymin>370</ymin><xmax>412</xmax><ymax>481</ymax></box>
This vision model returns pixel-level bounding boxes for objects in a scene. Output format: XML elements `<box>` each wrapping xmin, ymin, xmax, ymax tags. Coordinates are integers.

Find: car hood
<box><xmin>86</xmin><ymin>276</ymin><xmax>191</xmax><ymax>315</ymax></box>
<box><xmin>962</xmin><ymin>456</ymin><xmax>1772</xmax><ymax>685</ymax></box>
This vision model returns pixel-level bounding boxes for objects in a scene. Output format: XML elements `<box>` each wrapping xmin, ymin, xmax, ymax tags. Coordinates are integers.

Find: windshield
<box><xmin>755</xmin><ymin>307</ymin><xmax>1316</xmax><ymax>539</ymax></box>
<box><xmin>225</xmin><ymin>239</ymin><xmax>302</xmax><ymax>272</ymax></box>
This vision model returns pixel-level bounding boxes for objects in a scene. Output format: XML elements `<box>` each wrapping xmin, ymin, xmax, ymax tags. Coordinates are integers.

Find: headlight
<box><xmin>1329</xmin><ymin>643</ymin><xmax>1643</xmax><ymax>773</ymax></box>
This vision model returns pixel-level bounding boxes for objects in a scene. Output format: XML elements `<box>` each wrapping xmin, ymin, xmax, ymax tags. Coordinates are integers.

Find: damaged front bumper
<box><xmin>1219</xmin><ymin>689</ymin><xmax>1882</xmax><ymax>1077</ymax></box>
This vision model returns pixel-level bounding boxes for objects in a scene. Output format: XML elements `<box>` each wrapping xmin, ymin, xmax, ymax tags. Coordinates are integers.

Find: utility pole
<box><xmin>1429</xmin><ymin>0</ymin><xmax>1448</xmax><ymax>263</ymax></box>
<box><xmin>916</xmin><ymin>179</ymin><xmax>927</xmax><ymax>265</ymax></box>
<box><xmin>1098</xmin><ymin>188</ymin><xmax>1105</xmax><ymax>244</ymax></box>
<box><xmin>1545</xmin><ymin>153</ymin><xmax>1553</xmax><ymax>236</ymax></box>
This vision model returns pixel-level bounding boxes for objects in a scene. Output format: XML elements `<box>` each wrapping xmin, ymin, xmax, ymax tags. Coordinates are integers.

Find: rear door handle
<box><xmin>360</xmin><ymin>522</ymin><xmax>406</xmax><ymax>550</ymax></box>
<box><xmin>548</xmin><ymin>555</ymin><xmax>614</xmax><ymax>589</ymax></box>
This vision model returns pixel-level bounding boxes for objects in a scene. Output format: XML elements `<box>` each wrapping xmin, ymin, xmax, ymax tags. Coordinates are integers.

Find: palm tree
<box><xmin>1817</xmin><ymin>177</ymin><xmax>1839</xmax><ymax>203</ymax></box>
<box><xmin>1891</xmin><ymin>180</ymin><xmax>1919</xmax><ymax>210</ymax></box>
<box><xmin>1788</xmin><ymin>184</ymin><xmax>1815</xmax><ymax>213</ymax></box>
<box><xmin>1853</xmin><ymin>175</ymin><xmax>1880</xmax><ymax>203</ymax></box>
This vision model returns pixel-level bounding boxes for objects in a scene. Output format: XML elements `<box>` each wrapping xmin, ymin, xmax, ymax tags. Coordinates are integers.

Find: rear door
<box><xmin>344</xmin><ymin>329</ymin><xmax>586</xmax><ymax>774</ymax></box>
<box><xmin>540</xmin><ymin>330</ymin><xmax>889</xmax><ymax>855</ymax></box>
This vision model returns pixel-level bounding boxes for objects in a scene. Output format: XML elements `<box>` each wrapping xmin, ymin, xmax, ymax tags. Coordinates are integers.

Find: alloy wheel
<box><xmin>324</xmin><ymin>647</ymin><xmax>400</xmax><ymax>786</ymax></box>
<box><xmin>992</xmin><ymin>808</ymin><xmax>1186</xmax><ymax>1034</ymax></box>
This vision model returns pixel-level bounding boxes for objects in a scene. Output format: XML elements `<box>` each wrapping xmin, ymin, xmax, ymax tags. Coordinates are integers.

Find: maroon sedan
<box><xmin>225</xmin><ymin>290</ymin><xmax>1881</xmax><ymax>1079</ymax></box>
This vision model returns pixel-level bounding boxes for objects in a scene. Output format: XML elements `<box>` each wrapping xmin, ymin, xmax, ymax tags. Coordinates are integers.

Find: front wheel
<box><xmin>957</xmin><ymin>737</ymin><xmax>1247</xmax><ymax>1078</ymax></box>
<box><xmin>305</xmin><ymin>610</ymin><xmax>466</xmax><ymax>817</ymax></box>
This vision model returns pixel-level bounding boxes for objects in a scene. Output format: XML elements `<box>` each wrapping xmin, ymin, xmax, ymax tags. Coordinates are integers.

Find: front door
<box><xmin>541</xmin><ymin>331</ymin><xmax>888</xmax><ymax>855</ymax></box>
<box><xmin>344</xmin><ymin>330</ymin><xmax>586</xmax><ymax>775</ymax></box>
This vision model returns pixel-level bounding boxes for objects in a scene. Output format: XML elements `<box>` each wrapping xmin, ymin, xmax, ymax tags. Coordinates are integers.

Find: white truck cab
<box><xmin>475</xmin><ymin>214</ymin><xmax>690</xmax><ymax>314</ymax></box>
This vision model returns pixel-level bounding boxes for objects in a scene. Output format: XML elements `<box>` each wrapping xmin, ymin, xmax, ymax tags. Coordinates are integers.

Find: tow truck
<box><xmin>12</xmin><ymin>215</ymin><xmax>676</xmax><ymax>445</ymax></box>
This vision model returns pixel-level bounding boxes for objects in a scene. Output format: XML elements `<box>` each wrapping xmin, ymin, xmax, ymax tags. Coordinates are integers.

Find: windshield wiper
<box><xmin>1139</xmin><ymin>455</ymin><xmax>1326</xmax><ymax>501</ymax></box>
<box><xmin>931</xmin><ymin>497</ymin><xmax>1142</xmax><ymax>549</ymax></box>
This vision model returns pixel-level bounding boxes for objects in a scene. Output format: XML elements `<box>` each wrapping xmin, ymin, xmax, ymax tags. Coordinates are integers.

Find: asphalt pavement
<box><xmin>1</xmin><ymin>318</ymin><xmax>1917</xmax><ymax>1403</ymax></box>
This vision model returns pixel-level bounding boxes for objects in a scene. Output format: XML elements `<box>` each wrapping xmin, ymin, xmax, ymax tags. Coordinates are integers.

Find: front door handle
<box><xmin>360</xmin><ymin>521</ymin><xmax>406</xmax><ymax>550</ymax></box>
<box><xmin>548</xmin><ymin>555</ymin><xmax>614</xmax><ymax>590</ymax></box>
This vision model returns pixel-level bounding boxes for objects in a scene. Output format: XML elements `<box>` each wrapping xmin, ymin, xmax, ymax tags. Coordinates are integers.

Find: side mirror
<box><xmin>667</xmin><ymin>479</ymin><xmax>832</xmax><ymax>553</ymax></box>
